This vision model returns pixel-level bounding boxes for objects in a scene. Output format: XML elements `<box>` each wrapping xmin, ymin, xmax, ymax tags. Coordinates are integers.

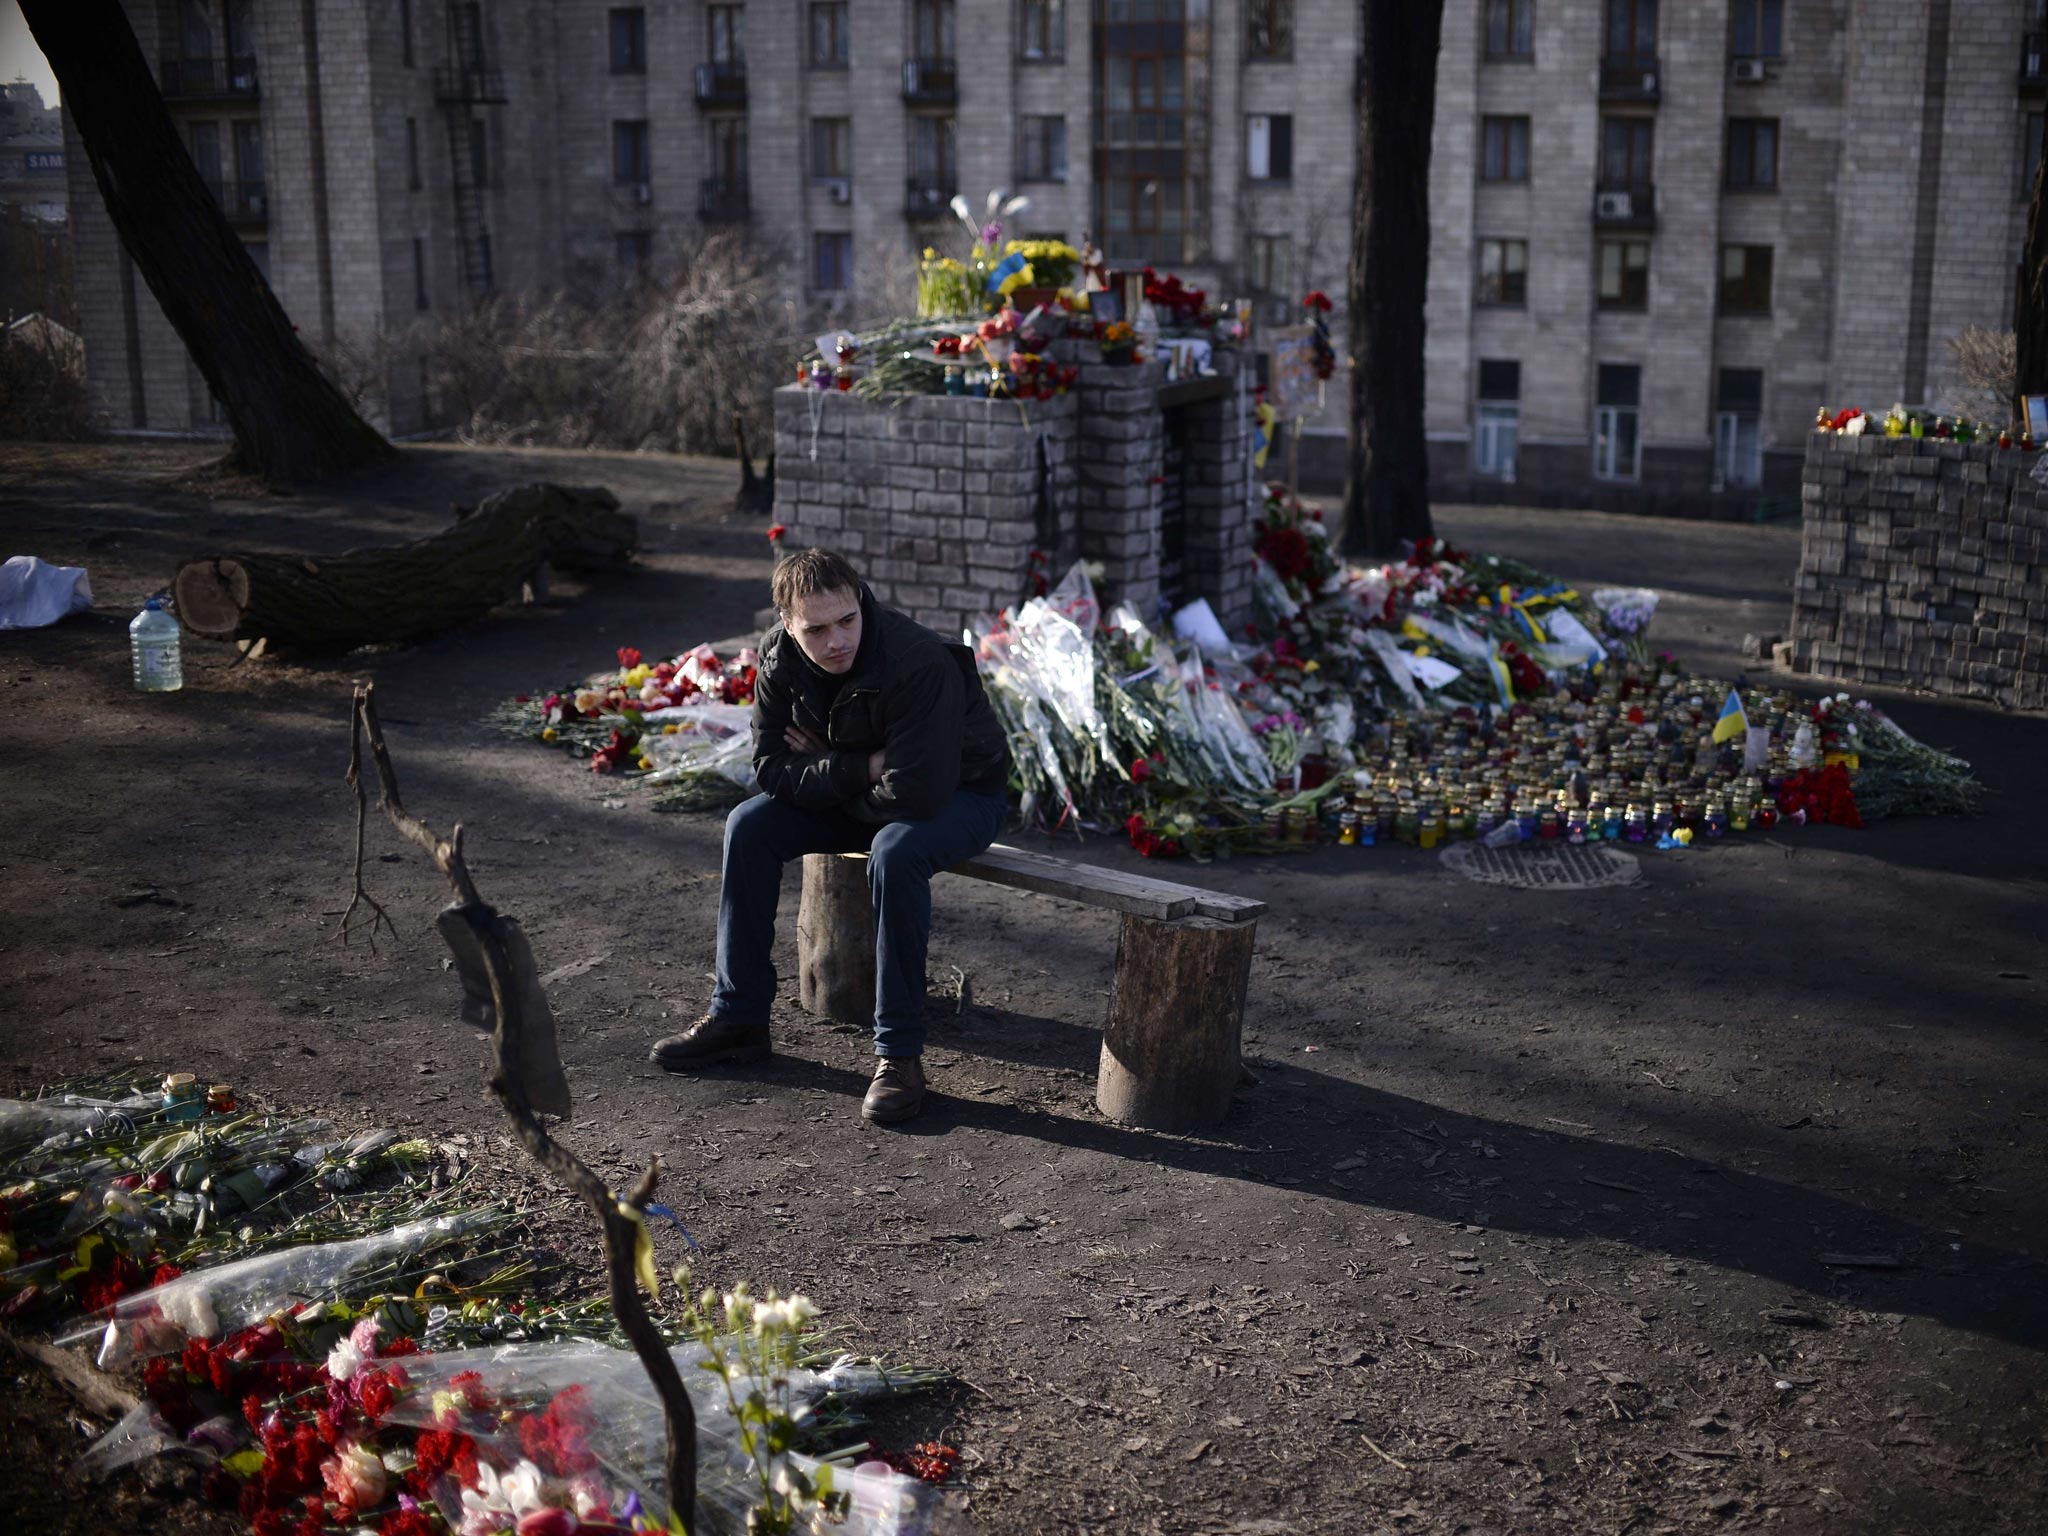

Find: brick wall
<box><xmin>1790</xmin><ymin>434</ymin><xmax>2048</xmax><ymax>709</ymax></box>
<box><xmin>772</xmin><ymin>347</ymin><xmax>1260</xmax><ymax>637</ymax></box>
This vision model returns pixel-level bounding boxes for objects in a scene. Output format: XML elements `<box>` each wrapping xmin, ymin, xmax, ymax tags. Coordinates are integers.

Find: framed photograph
<box><xmin>1089</xmin><ymin>287</ymin><xmax>1124</xmax><ymax>325</ymax></box>
<box><xmin>2026</xmin><ymin>395</ymin><xmax>2048</xmax><ymax>439</ymax></box>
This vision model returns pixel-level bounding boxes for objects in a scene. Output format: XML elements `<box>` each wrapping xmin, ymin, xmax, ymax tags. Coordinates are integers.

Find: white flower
<box><xmin>459</xmin><ymin>1458</ymin><xmax>550</xmax><ymax>1536</ymax></box>
<box><xmin>326</xmin><ymin>1317</ymin><xmax>379</xmax><ymax>1383</ymax></box>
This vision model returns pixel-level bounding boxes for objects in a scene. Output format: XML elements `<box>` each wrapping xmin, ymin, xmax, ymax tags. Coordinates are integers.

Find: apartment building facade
<box><xmin>66</xmin><ymin>1</ymin><xmax>2046</xmax><ymax>515</ymax></box>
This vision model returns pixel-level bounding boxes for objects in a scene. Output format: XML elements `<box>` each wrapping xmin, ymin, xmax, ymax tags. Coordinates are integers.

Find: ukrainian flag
<box><xmin>1711</xmin><ymin>688</ymin><xmax>1749</xmax><ymax>744</ymax></box>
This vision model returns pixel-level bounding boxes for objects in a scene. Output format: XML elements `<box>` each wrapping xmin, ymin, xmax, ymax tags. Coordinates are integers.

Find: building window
<box><xmin>609</xmin><ymin>8</ymin><xmax>647</xmax><ymax>74</ymax></box>
<box><xmin>1594</xmin><ymin>363</ymin><xmax>1641</xmax><ymax>481</ymax></box>
<box><xmin>400</xmin><ymin>0</ymin><xmax>413</xmax><ymax>66</ymax></box>
<box><xmin>1247</xmin><ymin>233</ymin><xmax>1291</xmax><ymax>319</ymax></box>
<box><xmin>475</xmin><ymin>231</ymin><xmax>494</xmax><ymax>294</ymax></box>
<box><xmin>406</xmin><ymin>117</ymin><xmax>421</xmax><ymax>190</ymax></box>
<box><xmin>709</xmin><ymin>116</ymin><xmax>747</xmax><ymax>183</ymax></box>
<box><xmin>811</xmin><ymin>116</ymin><xmax>850</xmax><ymax>178</ymax></box>
<box><xmin>1480</xmin><ymin>116</ymin><xmax>1530</xmax><ymax>182</ymax></box>
<box><xmin>1725</xmin><ymin>117</ymin><xmax>1778</xmax><ymax>190</ymax></box>
<box><xmin>1601</xmin><ymin>115</ymin><xmax>1653</xmax><ymax>187</ymax></box>
<box><xmin>1019</xmin><ymin>116</ymin><xmax>1067</xmax><ymax>182</ymax></box>
<box><xmin>910</xmin><ymin>115</ymin><xmax>957</xmax><ymax>196</ymax></box>
<box><xmin>1484</xmin><ymin>0</ymin><xmax>1534</xmax><ymax>59</ymax></box>
<box><xmin>233</xmin><ymin>119</ymin><xmax>263</xmax><ymax>214</ymax></box>
<box><xmin>1715</xmin><ymin>368</ymin><xmax>1764</xmax><ymax>489</ymax></box>
<box><xmin>809</xmin><ymin>2</ymin><xmax>848</xmax><ymax>68</ymax></box>
<box><xmin>247</xmin><ymin>240</ymin><xmax>270</xmax><ymax>283</ymax></box>
<box><xmin>1094</xmin><ymin>18</ymin><xmax>1194</xmax><ymax>265</ymax></box>
<box><xmin>1605</xmin><ymin>0</ymin><xmax>1657</xmax><ymax>62</ymax></box>
<box><xmin>913</xmin><ymin>0</ymin><xmax>954</xmax><ymax>60</ymax></box>
<box><xmin>813</xmin><ymin>231</ymin><xmax>853</xmax><ymax>291</ymax></box>
<box><xmin>1730</xmin><ymin>0</ymin><xmax>1783</xmax><ymax>60</ymax></box>
<box><xmin>616</xmin><ymin>229</ymin><xmax>653</xmax><ymax>272</ymax></box>
<box><xmin>1477</xmin><ymin>238</ymin><xmax>1527</xmax><ymax>306</ymax></box>
<box><xmin>1719</xmin><ymin>244</ymin><xmax>1773</xmax><ymax>312</ymax></box>
<box><xmin>613</xmin><ymin>120</ymin><xmax>650</xmax><ymax>185</ymax></box>
<box><xmin>466</xmin><ymin>117</ymin><xmax>489</xmax><ymax>188</ymax></box>
<box><xmin>1247</xmin><ymin>0</ymin><xmax>1291</xmax><ymax>60</ymax></box>
<box><xmin>1245</xmin><ymin>114</ymin><xmax>1293</xmax><ymax>181</ymax></box>
<box><xmin>413</xmin><ymin>236</ymin><xmax>428</xmax><ymax>310</ymax></box>
<box><xmin>707</xmin><ymin>5</ymin><xmax>744</xmax><ymax>66</ymax></box>
<box><xmin>2025</xmin><ymin>111</ymin><xmax>2045</xmax><ymax>201</ymax></box>
<box><xmin>1475</xmin><ymin>359</ymin><xmax>1520</xmax><ymax>480</ymax></box>
<box><xmin>1021</xmin><ymin>0</ymin><xmax>1063</xmax><ymax>61</ymax></box>
<box><xmin>188</xmin><ymin>120</ymin><xmax>223</xmax><ymax>200</ymax></box>
<box><xmin>1597</xmin><ymin>239</ymin><xmax>1649</xmax><ymax>309</ymax></box>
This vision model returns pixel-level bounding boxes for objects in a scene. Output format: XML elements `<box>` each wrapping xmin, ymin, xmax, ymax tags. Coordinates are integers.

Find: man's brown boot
<box><xmin>861</xmin><ymin>1056</ymin><xmax>927</xmax><ymax>1124</ymax></box>
<box><xmin>648</xmin><ymin>1014</ymin><xmax>770</xmax><ymax>1072</ymax></box>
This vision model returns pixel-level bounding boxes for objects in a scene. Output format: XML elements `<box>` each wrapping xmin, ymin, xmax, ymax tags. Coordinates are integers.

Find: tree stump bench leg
<box><xmin>796</xmin><ymin>853</ymin><xmax>875</xmax><ymax>1028</ymax></box>
<box><xmin>1097</xmin><ymin>914</ymin><xmax>1257</xmax><ymax>1132</ymax></box>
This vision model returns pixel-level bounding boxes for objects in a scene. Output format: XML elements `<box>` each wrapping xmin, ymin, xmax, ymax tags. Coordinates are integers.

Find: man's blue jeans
<box><xmin>711</xmin><ymin>790</ymin><xmax>1006</xmax><ymax>1058</ymax></box>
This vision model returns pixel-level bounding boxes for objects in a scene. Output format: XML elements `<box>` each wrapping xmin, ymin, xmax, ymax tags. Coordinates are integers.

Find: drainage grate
<box><xmin>1439</xmin><ymin>840</ymin><xmax>1643</xmax><ymax>889</ymax></box>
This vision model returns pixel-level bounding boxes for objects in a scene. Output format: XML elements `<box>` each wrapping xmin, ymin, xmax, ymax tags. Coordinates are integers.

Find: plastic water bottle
<box><xmin>1481</xmin><ymin>818</ymin><xmax>1524</xmax><ymax>849</ymax></box>
<box><xmin>130</xmin><ymin>596</ymin><xmax>183</xmax><ymax>691</ymax></box>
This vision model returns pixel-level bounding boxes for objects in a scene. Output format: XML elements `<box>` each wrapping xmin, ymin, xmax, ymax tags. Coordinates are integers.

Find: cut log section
<box><xmin>172</xmin><ymin>482</ymin><xmax>636</xmax><ymax>651</ymax></box>
<box><xmin>797</xmin><ymin>852</ymin><xmax>876</xmax><ymax>1028</ymax></box>
<box><xmin>1097</xmin><ymin>913</ymin><xmax>1257</xmax><ymax>1132</ymax></box>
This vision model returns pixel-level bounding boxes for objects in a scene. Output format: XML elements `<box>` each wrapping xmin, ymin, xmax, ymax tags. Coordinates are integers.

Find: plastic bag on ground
<box><xmin>0</xmin><ymin>555</ymin><xmax>93</xmax><ymax>629</ymax></box>
<box><xmin>640</xmin><ymin>700</ymin><xmax>759</xmax><ymax>792</ymax></box>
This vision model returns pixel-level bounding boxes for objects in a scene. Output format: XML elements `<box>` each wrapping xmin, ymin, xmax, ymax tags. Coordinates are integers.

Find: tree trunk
<box><xmin>173</xmin><ymin>483</ymin><xmax>635</xmax><ymax>651</ymax></box>
<box><xmin>1341</xmin><ymin>0</ymin><xmax>1447</xmax><ymax>560</ymax></box>
<box><xmin>1096</xmin><ymin>914</ymin><xmax>1256</xmax><ymax>1132</ymax></box>
<box><xmin>797</xmin><ymin>854</ymin><xmax>876</xmax><ymax>1028</ymax></box>
<box><xmin>22</xmin><ymin>0</ymin><xmax>395</xmax><ymax>483</ymax></box>
<box><xmin>2017</xmin><ymin>148</ymin><xmax>2048</xmax><ymax>421</ymax></box>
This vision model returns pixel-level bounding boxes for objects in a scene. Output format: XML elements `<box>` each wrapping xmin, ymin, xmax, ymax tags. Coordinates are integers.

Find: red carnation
<box><xmin>766</xmin><ymin>523</ymin><xmax>788</xmax><ymax>542</ymax></box>
<box><xmin>1130</xmin><ymin>757</ymin><xmax>1151</xmax><ymax>783</ymax></box>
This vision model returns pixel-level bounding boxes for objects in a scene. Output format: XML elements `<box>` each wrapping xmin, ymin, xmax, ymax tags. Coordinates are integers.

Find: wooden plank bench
<box><xmin>795</xmin><ymin>846</ymin><xmax>1265</xmax><ymax>1132</ymax></box>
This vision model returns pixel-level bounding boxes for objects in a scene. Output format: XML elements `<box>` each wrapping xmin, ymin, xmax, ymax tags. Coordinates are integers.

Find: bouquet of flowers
<box><xmin>1001</xmin><ymin>239</ymin><xmax>1080</xmax><ymax>291</ymax></box>
<box><xmin>915</xmin><ymin>249</ymin><xmax>973</xmax><ymax>319</ymax></box>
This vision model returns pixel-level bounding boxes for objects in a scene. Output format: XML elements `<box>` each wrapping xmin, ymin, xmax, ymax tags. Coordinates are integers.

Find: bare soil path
<box><xmin>2</xmin><ymin>442</ymin><xmax>2044</xmax><ymax>1535</ymax></box>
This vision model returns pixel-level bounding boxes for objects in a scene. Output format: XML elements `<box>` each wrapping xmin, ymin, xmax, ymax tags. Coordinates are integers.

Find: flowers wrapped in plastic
<box><xmin>63</xmin><ymin>1207</ymin><xmax>506</xmax><ymax>1367</ymax></box>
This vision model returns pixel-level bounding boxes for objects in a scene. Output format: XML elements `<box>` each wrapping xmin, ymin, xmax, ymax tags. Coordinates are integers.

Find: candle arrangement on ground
<box><xmin>0</xmin><ymin>1074</ymin><xmax>960</xmax><ymax>1535</ymax></box>
<box><xmin>487</xmin><ymin>490</ymin><xmax>1982</xmax><ymax>860</ymax></box>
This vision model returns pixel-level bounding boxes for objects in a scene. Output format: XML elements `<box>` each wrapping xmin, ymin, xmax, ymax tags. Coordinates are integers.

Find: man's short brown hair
<box><xmin>771</xmin><ymin>547</ymin><xmax>863</xmax><ymax>615</ymax></box>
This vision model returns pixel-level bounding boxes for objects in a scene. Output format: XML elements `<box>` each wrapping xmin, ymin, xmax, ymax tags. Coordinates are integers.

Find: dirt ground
<box><xmin>2</xmin><ymin>440</ymin><xmax>2045</xmax><ymax>1536</ymax></box>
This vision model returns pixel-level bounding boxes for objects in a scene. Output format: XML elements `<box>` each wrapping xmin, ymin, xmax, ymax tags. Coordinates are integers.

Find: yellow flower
<box><xmin>1302</xmin><ymin>659</ymin><xmax>1321</xmax><ymax>673</ymax></box>
<box><xmin>540</xmin><ymin>727</ymin><xmax>558</xmax><ymax>742</ymax></box>
<box><xmin>662</xmin><ymin>723</ymin><xmax>681</xmax><ymax>735</ymax></box>
<box><xmin>637</xmin><ymin>755</ymin><xmax>654</xmax><ymax>771</ymax></box>
<box><xmin>922</xmin><ymin>246</ymin><xmax>936</xmax><ymax>260</ymax></box>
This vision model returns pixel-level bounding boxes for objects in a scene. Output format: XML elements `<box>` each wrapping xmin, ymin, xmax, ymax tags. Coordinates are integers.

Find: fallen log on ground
<box><xmin>172</xmin><ymin>482</ymin><xmax>636</xmax><ymax>652</ymax></box>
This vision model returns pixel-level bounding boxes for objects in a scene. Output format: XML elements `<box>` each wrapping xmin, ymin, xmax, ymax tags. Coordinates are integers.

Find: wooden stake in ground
<box><xmin>19</xmin><ymin>0</ymin><xmax>394</xmax><ymax>484</ymax></box>
<box><xmin>1096</xmin><ymin>914</ymin><xmax>1256</xmax><ymax>1132</ymax></box>
<box><xmin>344</xmin><ymin>683</ymin><xmax>697</xmax><ymax>1530</ymax></box>
<box><xmin>176</xmin><ymin>483</ymin><xmax>635</xmax><ymax>653</ymax></box>
<box><xmin>797</xmin><ymin>853</ymin><xmax>876</xmax><ymax>1027</ymax></box>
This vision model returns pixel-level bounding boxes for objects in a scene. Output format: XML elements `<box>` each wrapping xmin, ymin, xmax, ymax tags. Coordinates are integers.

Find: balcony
<box><xmin>904</xmin><ymin>177</ymin><xmax>956</xmax><ymax>220</ymax></box>
<box><xmin>902</xmin><ymin>57</ymin><xmax>958</xmax><ymax>107</ymax></box>
<box><xmin>1593</xmin><ymin>182</ymin><xmax>1656</xmax><ymax>230</ymax></box>
<box><xmin>432</xmin><ymin>64</ymin><xmax>508</xmax><ymax>103</ymax></box>
<box><xmin>2024</xmin><ymin>32</ymin><xmax>2047</xmax><ymax>96</ymax></box>
<box><xmin>694</xmin><ymin>61</ymin><xmax>748</xmax><ymax>107</ymax></box>
<box><xmin>699</xmin><ymin>177</ymin><xmax>749</xmax><ymax>222</ymax></box>
<box><xmin>161</xmin><ymin>56</ymin><xmax>260</xmax><ymax>100</ymax></box>
<box><xmin>1598</xmin><ymin>54</ymin><xmax>1660</xmax><ymax>103</ymax></box>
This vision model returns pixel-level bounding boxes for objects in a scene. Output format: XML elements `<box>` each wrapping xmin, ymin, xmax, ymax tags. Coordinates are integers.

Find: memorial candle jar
<box><xmin>1566</xmin><ymin>809</ymin><xmax>1589</xmax><ymax>844</ymax></box>
<box><xmin>1625</xmin><ymin>803</ymin><xmax>1649</xmax><ymax>842</ymax></box>
<box><xmin>1704</xmin><ymin>796</ymin><xmax>1729</xmax><ymax>839</ymax></box>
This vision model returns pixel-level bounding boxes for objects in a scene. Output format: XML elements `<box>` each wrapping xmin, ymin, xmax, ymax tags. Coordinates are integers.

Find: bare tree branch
<box><xmin>346</xmin><ymin>682</ymin><xmax>698</xmax><ymax>1529</ymax></box>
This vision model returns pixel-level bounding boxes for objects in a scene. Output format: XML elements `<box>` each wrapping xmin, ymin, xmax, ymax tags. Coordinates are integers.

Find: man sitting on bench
<box><xmin>650</xmin><ymin>547</ymin><xmax>1012</xmax><ymax>1124</ymax></box>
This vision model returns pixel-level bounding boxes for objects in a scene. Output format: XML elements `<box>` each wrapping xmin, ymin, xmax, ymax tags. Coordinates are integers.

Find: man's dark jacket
<box><xmin>751</xmin><ymin>586</ymin><xmax>1011</xmax><ymax>823</ymax></box>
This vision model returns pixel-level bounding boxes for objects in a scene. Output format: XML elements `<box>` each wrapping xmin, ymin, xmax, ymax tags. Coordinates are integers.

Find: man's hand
<box><xmin>867</xmin><ymin>748</ymin><xmax>887</xmax><ymax>784</ymax></box>
<box><xmin>784</xmin><ymin>723</ymin><xmax>826</xmax><ymax>755</ymax></box>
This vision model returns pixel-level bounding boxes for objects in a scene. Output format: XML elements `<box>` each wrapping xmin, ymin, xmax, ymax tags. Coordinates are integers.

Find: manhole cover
<box><xmin>1439</xmin><ymin>840</ymin><xmax>1642</xmax><ymax>889</ymax></box>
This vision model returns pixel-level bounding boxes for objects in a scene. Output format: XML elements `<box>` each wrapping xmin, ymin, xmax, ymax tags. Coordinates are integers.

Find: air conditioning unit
<box><xmin>822</xmin><ymin>176</ymin><xmax>852</xmax><ymax>204</ymax></box>
<box><xmin>634</xmin><ymin>182</ymin><xmax>652</xmax><ymax>204</ymax></box>
<box><xmin>1595</xmin><ymin>190</ymin><xmax>1635</xmax><ymax>220</ymax></box>
<box><xmin>1731</xmin><ymin>57</ymin><xmax>1768</xmax><ymax>83</ymax></box>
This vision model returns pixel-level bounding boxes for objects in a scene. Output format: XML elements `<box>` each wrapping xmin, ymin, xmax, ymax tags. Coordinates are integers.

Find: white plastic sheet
<box><xmin>0</xmin><ymin>556</ymin><xmax>93</xmax><ymax>629</ymax></box>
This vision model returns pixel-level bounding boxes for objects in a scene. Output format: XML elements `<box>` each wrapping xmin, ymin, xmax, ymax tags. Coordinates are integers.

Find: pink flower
<box><xmin>322</xmin><ymin>1442</ymin><xmax>388</xmax><ymax>1512</ymax></box>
